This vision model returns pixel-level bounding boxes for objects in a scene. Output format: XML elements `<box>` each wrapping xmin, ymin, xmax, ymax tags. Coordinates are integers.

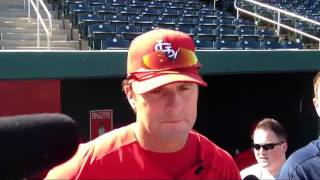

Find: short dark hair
<box><xmin>122</xmin><ymin>79</ymin><xmax>130</xmax><ymax>92</ymax></box>
<box><xmin>254</xmin><ymin>118</ymin><xmax>288</xmax><ymax>142</ymax></box>
<box><xmin>313</xmin><ymin>71</ymin><xmax>320</xmax><ymax>98</ymax></box>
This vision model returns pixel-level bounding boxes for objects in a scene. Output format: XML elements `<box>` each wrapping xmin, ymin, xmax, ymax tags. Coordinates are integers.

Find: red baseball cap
<box><xmin>127</xmin><ymin>28</ymin><xmax>207</xmax><ymax>94</ymax></box>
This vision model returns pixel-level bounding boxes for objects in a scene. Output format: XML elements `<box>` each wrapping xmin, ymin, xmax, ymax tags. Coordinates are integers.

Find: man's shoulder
<box><xmin>190</xmin><ymin>130</ymin><xmax>224</xmax><ymax>152</ymax></box>
<box><xmin>287</xmin><ymin>139</ymin><xmax>320</xmax><ymax>165</ymax></box>
<box><xmin>278</xmin><ymin>139</ymin><xmax>320</xmax><ymax>179</ymax></box>
<box><xmin>190</xmin><ymin>130</ymin><xmax>241</xmax><ymax>180</ymax></box>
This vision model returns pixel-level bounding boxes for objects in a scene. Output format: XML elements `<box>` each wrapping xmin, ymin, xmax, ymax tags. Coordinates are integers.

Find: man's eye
<box><xmin>179</xmin><ymin>85</ymin><xmax>192</xmax><ymax>91</ymax></box>
<box><xmin>150</xmin><ymin>89</ymin><xmax>162</xmax><ymax>94</ymax></box>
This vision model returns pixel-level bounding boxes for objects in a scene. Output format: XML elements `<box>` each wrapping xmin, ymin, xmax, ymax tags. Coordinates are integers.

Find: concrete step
<box><xmin>0</xmin><ymin>40</ymin><xmax>79</xmax><ymax>49</ymax></box>
<box><xmin>0</xmin><ymin>27</ymin><xmax>67</xmax><ymax>34</ymax></box>
<box><xmin>1</xmin><ymin>33</ymin><xmax>68</xmax><ymax>41</ymax></box>
<box><xmin>0</xmin><ymin>1</ymin><xmax>55</xmax><ymax>12</ymax></box>
<box><xmin>0</xmin><ymin>9</ymin><xmax>57</xmax><ymax>18</ymax></box>
<box><xmin>0</xmin><ymin>17</ymin><xmax>62</xmax><ymax>24</ymax></box>
<box><xmin>0</xmin><ymin>27</ymin><xmax>65</xmax><ymax>34</ymax></box>
<box><xmin>0</xmin><ymin>21</ymin><xmax>62</xmax><ymax>30</ymax></box>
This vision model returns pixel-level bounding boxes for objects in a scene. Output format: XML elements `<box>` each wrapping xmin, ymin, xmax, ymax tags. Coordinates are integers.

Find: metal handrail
<box><xmin>234</xmin><ymin>0</ymin><xmax>320</xmax><ymax>50</ymax></box>
<box><xmin>28</xmin><ymin>0</ymin><xmax>52</xmax><ymax>49</ymax></box>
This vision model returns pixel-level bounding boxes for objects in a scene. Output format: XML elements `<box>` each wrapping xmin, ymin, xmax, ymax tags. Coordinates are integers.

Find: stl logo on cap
<box><xmin>142</xmin><ymin>40</ymin><xmax>198</xmax><ymax>70</ymax></box>
<box><xmin>154</xmin><ymin>40</ymin><xmax>177</xmax><ymax>60</ymax></box>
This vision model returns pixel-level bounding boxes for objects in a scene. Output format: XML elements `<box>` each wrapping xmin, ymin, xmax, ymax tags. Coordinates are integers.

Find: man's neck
<box><xmin>133</xmin><ymin>123</ymin><xmax>189</xmax><ymax>153</ymax></box>
<box><xmin>265</xmin><ymin>158</ymin><xmax>286</xmax><ymax>177</ymax></box>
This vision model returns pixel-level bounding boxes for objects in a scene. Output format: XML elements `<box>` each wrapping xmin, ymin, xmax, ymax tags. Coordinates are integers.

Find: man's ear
<box><xmin>313</xmin><ymin>97</ymin><xmax>320</xmax><ymax>116</ymax></box>
<box><xmin>124</xmin><ymin>85</ymin><xmax>136</xmax><ymax>110</ymax></box>
<box><xmin>282</xmin><ymin>142</ymin><xmax>288</xmax><ymax>152</ymax></box>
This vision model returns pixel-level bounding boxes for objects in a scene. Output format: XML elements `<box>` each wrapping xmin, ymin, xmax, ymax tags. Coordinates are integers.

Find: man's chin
<box><xmin>158</xmin><ymin>128</ymin><xmax>190</xmax><ymax>139</ymax></box>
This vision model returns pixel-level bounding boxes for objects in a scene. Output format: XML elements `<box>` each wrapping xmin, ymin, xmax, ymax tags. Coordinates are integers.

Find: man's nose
<box><xmin>165</xmin><ymin>91</ymin><xmax>183</xmax><ymax>113</ymax></box>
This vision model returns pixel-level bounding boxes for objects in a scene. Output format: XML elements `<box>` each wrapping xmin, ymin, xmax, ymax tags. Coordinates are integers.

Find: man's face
<box><xmin>253</xmin><ymin>129</ymin><xmax>287</xmax><ymax>171</ymax></box>
<box><xmin>133</xmin><ymin>82</ymin><xmax>199</xmax><ymax>140</ymax></box>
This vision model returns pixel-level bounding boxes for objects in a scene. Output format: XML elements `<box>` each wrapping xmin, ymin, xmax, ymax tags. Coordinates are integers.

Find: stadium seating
<box><xmin>54</xmin><ymin>0</ymin><xmax>313</xmax><ymax>50</ymax></box>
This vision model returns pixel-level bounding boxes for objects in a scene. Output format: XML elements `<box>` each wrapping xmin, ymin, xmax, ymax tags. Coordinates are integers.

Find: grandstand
<box><xmin>0</xmin><ymin>1</ymin><xmax>320</xmax><ymax>178</ymax></box>
<box><xmin>51</xmin><ymin>0</ymin><xmax>319</xmax><ymax>50</ymax></box>
<box><xmin>0</xmin><ymin>0</ymin><xmax>318</xmax><ymax>49</ymax></box>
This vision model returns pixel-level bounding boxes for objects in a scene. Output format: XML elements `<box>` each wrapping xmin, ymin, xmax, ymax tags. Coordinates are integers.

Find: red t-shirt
<box><xmin>46</xmin><ymin>123</ymin><xmax>241</xmax><ymax>180</ymax></box>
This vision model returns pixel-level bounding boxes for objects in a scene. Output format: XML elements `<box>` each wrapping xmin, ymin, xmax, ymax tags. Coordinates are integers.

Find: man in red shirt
<box><xmin>45</xmin><ymin>28</ymin><xmax>241</xmax><ymax>180</ymax></box>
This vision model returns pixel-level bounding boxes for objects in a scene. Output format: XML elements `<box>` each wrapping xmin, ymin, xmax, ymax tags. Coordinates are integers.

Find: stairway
<box><xmin>0</xmin><ymin>0</ymin><xmax>79</xmax><ymax>50</ymax></box>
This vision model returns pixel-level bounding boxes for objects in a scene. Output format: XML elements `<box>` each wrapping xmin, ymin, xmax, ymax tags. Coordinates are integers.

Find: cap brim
<box><xmin>131</xmin><ymin>70</ymin><xmax>207</xmax><ymax>94</ymax></box>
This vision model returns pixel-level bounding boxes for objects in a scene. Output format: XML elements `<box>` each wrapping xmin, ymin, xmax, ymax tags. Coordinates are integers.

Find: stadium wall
<box><xmin>0</xmin><ymin>50</ymin><xmax>319</xmax><ymax>79</ymax></box>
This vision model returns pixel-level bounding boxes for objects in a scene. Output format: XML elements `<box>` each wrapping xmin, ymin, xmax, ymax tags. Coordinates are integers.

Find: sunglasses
<box><xmin>142</xmin><ymin>48</ymin><xmax>199</xmax><ymax>70</ymax></box>
<box><xmin>253</xmin><ymin>142</ymin><xmax>284</xmax><ymax>151</ymax></box>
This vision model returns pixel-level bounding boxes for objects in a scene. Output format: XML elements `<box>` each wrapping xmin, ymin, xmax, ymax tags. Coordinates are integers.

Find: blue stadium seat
<box><xmin>93</xmin><ymin>4</ymin><xmax>117</xmax><ymax>16</ymax></box>
<box><xmin>239</xmin><ymin>39</ymin><xmax>261</xmax><ymax>49</ymax></box>
<box><xmin>128</xmin><ymin>15</ymin><xmax>153</xmax><ymax>28</ymax></box>
<box><xmin>261</xmin><ymin>40</ymin><xmax>282</xmax><ymax>49</ymax></box>
<box><xmin>185</xmin><ymin>2</ymin><xmax>201</xmax><ymax>11</ymax></box>
<box><xmin>215</xmin><ymin>26</ymin><xmax>237</xmax><ymax>36</ymax></box>
<box><xmin>181</xmin><ymin>9</ymin><xmax>198</xmax><ymax>18</ymax></box>
<box><xmin>118</xmin><ymin>6</ymin><xmax>139</xmax><ymax>16</ymax></box>
<box><xmin>139</xmin><ymin>8</ymin><xmax>160</xmax><ymax>17</ymax></box>
<box><xmin>78</xmin><ymin>13</ymin><xmax>105</xmax><ymax>39</ymax></box>
<box><xmin>193</xmin><ymin>27</ymin><xmax>217</xmax><ymax>41</ymax></box>
<box><xmin>105</xmin><ymin>15</ymin><xmax>129</xmax><ymax>26</ymax></box>
<box><xmin>194</xmin><ymin>39</ymin><xmax>214</xmax><ymax>49</ymax></box>
<box><xmin>256</xmin><ymin>28</ymin><xmax>279</xmax><ymax>42</ymax></box>
<box><xmin>117</xmin><ymin>25</ymin><xmax>143</xmax><ymax>40</ymax></box>
<box><xmin>175</xmin><ymin>26</ymin><xmax>193</xmax><ymax>36</ymax></box>
<box><xmin>101</xmin><ymin>37</ymin><xmax>130</xmax><ymax>50</ymax></box>
<box><xmin>281</xmin><ymin>40</ymin><xmax>303</xmax><ymax>49</ymax></box>
<box><xmin>64</xmin><ymin>1</ymin><xmax>85</xmax><ymax>18</ymax></box>
<box><xmin>235</xmin><ymin>28</ymin><xmax>256</xmax><ymax>36</ymax></box>
<box><xmin>87</xmin><ymin>23</ymin><xmax>116</xmax><ymax>49</ymax></box>
<box><xmin>176</xmin><ymin>17</ymin><xmax>197</xmax><ymax>28</ymax></box>
<box><xmin>199</xmin><ymin>9</ymin><xmax>217</xmax><ymax>17</ymax></box>
<box><xmin>214</xmin><ymin>39</ymin><xmax>239</xmax><ymax>49</ymax></box>
<box><xmin>198</xmin><ymin>16</ymin><xmax>217</xmax><ymax>24</ymax></box>
<box><xmin>160</xmin><ymin>8</ymin><xmax>180</xmax><ymax>18</ymax></box>
<box><xmin>216</xmin><ymin>11</ymin><xmax>234</xmax><ymax>19</ymax></box>
<box><xmin>109</xmin><ymin>0</ymin><xmax>128</xmax><ymax>7</ymax></box>
<box><xmin>166</xmin><ymin>1</ymin><xmax>185</xmax><ymax>9</ymax></box>
<box><xmin>216</xmin><ymin>17</ymin><xmax>234</xmax><ymax>26</ymax></box>
<box><xmin>69</xmin><ymin>3</ymin><xmax>93</xmax><ymax>27</ymax></box>
<box><xmin>146</xmin><ymin>1</ymin><xmax>164</xmax><ymax>8</ymax></box>
<box><xmin>233</xmin><ymin>18</ymin><xmax>256</xmax><ymax>31</ymax></box>
<box><xmin>129</xmin><ymin>0</ymin><xmax>145</xmax><ymax>8</ymax></box>
<box><xmin>142</xmin><ymin>26</ymin><xmax>156</xmax><ymax>33</ymax></box>
<box><xmin>198</xmin><ymin>17</ymin><xmax>218</xmax><ymax>29</ymax></box>
<box><xmin>154</xmin><ymin>16</ymin><xmax>175</xmax><ymax>29</ymax></box>
<box><xmin>85</xmin><ymin>0</ymin><xmax>105</xmax><ymax>5</ymax></box>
